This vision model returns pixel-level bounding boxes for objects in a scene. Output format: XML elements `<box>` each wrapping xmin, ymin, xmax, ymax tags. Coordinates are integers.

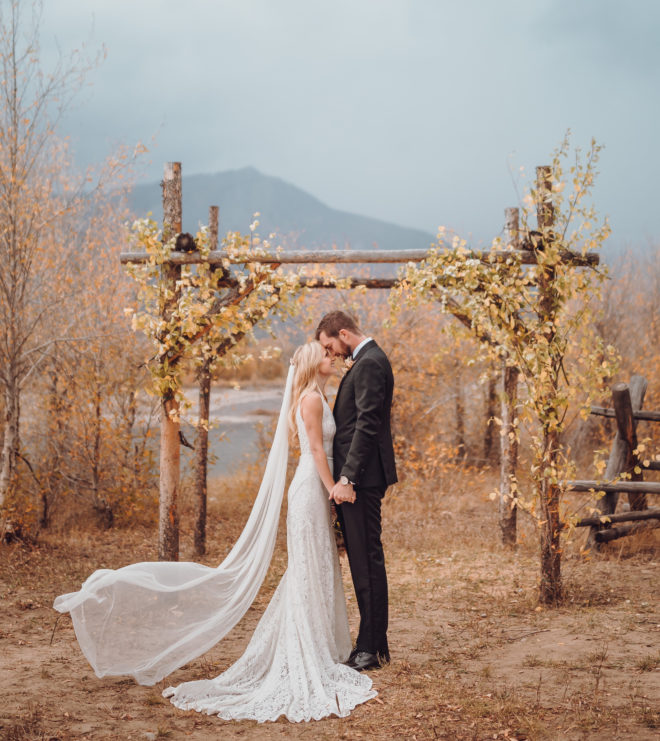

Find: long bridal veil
<box><xmin>53</xmin><ymin>365</ymin><xmax>295</xmax><ymax>686</ymax></box>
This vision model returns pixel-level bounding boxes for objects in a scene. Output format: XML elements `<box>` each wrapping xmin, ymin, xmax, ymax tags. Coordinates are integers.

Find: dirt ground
<box><xmin>1</xmin><ymin>476</ymin><xmax>659</xmax><ymax>741</ymax></box>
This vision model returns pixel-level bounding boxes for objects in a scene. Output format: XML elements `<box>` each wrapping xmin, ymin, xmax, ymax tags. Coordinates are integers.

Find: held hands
<box><xmin>330</xmin><ymin>480</ymin><xmax>356</xmax><ymax>505</ymax></box>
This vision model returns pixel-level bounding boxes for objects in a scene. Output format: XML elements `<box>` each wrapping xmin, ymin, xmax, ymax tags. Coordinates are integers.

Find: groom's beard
<box><xmin>336</xmin><ymin>338</ymin><xmax>352</xmax><ymax>358</ymax></box>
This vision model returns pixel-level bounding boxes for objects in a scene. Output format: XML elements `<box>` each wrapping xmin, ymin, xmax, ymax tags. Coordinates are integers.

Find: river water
<box><xmin>178</xmin><ymin>384</ymin><xmax>284</xmax><ymax>477</ymax></box>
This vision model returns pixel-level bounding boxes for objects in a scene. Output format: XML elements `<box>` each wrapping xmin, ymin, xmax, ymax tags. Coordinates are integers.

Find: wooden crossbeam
<box><xmin>595</xmin><ymin>519</ymin><xmax>660</xmax><ymax>543</ymax></box>
<box><xmin>565</xmin><ymin>480</ymin><xmax>660</xmax><ymax>494</ymax></box>
<box><xmin>215</xmin><ymin>276</ymin><xmax>399</xmax><ymax>290</ymax></box>
<box><xmin>573</xmin><ymin>508</ymin><xmax>660</xmax><ymax>527</ymax></box>
<box><xmin>297</xmin><ymin>277</ymin><xmax>397</xmax><ymax>289</ymax></box>
<box><xmin>120</xmin><ymin>249</ymin><xmax>426</xmax><ymax>265</ymax></box>
<box><xmin>120</xmin><ymin>247</ymin><xmax>600</xmax><ymax>267</ymax></box>
<box><xmin>590</xmin><ymin>405</ymin><xmax>660</xmax><ymax>423</ymax></box>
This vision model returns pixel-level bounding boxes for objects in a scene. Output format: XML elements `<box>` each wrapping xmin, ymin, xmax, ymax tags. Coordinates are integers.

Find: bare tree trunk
<box><xmin>497</xmin><ymin>206</ymin><xmax>519</xmax><ymax>545</ymax></box>
<box><xmin>40</xmin><ymin>363</ymin><xmax>70</xmax><ymax>529</ymax></box>
<box><xmin>538</xmin><ymin>431</ymin><xmax>562</xmax><ymax>603</ymax></box>
<box><xmin>499</xmin><ymin>363</ymin><xmax>519</xmax><ymax>546</ymax></box>
<box><xmin>0</xmin><ymin>375</ymin><xmax>20</xmax><ymax>510</ymax></box>
<box><xmin>92</xmin><ymin>380</ymin><xmax>101</xmax><ymax>504</ymax></box>
<box><xmin>192</xmin><ymin>205</ymin><xmax>219</xmax><ymax>558</ymax></box>
<box><xmin>126</xmin><ymin>389</ymin><xmax>144</xmax><ymax>497</ymax></box>
<box><xmin>91</xmin><ymin>373</ymin><xmax>112</xmax><ymax>529</ymax></box>
<box><xmin>158</xmin><ymin>162</ymin><xmax>182</xmax><ymax>561</ymax></box>
<box><xmin>40</xmin><ymin>368</ymin><xmax>58</xmax><ymax>528</ymax></box>
<box><xmin>39</xmin><ymin>485</ymin><xmax>49</xmax><ymax>530</ymax></box>
<box><xmin>536</xmin><ymin>165</ymin><xmax>562</xmax><ymax>604</ymax></box>
<box><xmin>453</xmin><ymin>357</ymin><xmax>465</xmax><ymax>460</ymax></box>
<box><xmin>124</xmin><ymin>389</ymin><xmax>137</xmax><ymax>482</ymax></box>
<box><xmin>484</xmin><ymin>363</ymin><xmax>499</xmax><ymax>464</ymax></box>
<box><xmin>193</xmin><ymin>359</ymin><xmax>211</xmax><ymax>557</ymax></box>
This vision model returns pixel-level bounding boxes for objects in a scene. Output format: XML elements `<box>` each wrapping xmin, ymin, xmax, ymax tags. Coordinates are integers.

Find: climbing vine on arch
<box><xmin>390</xmin><ymin>136</ymin><xmax>619</xmax><ymax>604</ymax></box>
<box><xmin>123</xmin><ymin>217</ymin><xmax>305</xmax><ymax>404</ymax></box>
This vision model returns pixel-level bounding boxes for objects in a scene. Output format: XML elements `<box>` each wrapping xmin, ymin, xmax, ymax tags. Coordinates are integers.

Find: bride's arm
<box><xmin>300</xmin><ymin>394</ymin><xmax>335</xmax><ymax>495</ymax></box>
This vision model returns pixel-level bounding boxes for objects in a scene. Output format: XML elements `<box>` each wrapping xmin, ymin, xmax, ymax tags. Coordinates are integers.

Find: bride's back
<box><xmin>295</xmin><ymin>391</ymin><xmax>335</xmax><ymax>460</ymax></box>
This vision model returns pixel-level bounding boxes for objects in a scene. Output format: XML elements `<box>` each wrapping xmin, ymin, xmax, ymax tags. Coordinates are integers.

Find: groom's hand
<box><xmin>331</xmin><ymin>481</ymin><xmax>356</xmax><ymax>505</ymax></box>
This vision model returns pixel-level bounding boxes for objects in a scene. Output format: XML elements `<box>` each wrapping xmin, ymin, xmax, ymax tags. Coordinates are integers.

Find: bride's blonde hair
<box><xmin>288</xmin><ymin>341</ymin><xmax>325</xmax><ymax>443</ymax></box>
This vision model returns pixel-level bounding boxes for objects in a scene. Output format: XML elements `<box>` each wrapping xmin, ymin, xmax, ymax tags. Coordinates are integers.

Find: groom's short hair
<box><xmin>315</xmin><ymin>310</ymin><xmax>361</xmax><ymax>339</ymax></box>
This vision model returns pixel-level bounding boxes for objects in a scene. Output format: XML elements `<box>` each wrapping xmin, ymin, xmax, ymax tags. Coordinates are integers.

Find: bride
<box><xmin>54</xmin><ymin>341</ymin><xmax>376</xmax><ymax>722</ymax></box>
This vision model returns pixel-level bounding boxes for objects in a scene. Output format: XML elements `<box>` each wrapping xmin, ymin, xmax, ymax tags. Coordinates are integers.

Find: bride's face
<box><xmin>318</xmin><ymin>348</ymin><xmax>335</xmax><ymax>378</ymax></box>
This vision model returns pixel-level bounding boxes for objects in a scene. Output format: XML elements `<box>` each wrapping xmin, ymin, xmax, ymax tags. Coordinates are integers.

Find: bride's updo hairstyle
<box><xmin>288</xmin><ymin>340</ymin><xmax>325</xmax><ymax>443</ymax></box>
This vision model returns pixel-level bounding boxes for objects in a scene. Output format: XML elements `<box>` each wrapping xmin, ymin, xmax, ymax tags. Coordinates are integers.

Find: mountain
<box><xmin>128</xmin><ymin>167</ymin><xmax>434</xmax><ymax>252</ymax></box>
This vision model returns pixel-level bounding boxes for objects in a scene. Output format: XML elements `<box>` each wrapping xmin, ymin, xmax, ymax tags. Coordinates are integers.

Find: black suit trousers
<box><xmin>337</xmin><ymin>485</ymin><xmax>388</xmax><ymax>656</ymax></box>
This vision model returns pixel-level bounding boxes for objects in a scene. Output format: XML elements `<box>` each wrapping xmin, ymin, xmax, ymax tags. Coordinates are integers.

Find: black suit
<box><xmin>333</xmin><ymin>339</ymin><xmax>397</xmax><ymax>657</ymax></box>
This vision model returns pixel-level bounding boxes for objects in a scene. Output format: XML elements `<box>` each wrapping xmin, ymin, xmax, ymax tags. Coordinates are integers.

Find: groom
<box><xmin>316</xmin><ymin>310</ymin><xmax>397</xmax><ymax>672</ymax></box>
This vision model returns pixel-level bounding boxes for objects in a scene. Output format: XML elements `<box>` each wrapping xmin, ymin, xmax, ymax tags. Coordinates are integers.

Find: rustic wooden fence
<box><xmin>567</xmin><ymin>375</ymin><xmax>660</xmax><ymax>547</ymax></box>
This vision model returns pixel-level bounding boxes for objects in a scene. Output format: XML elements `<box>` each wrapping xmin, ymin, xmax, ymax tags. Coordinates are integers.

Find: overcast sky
<box><xmin>37</xmin><ymin>0</ymin><xmax>660</xmax><ymax>248</ymax></box>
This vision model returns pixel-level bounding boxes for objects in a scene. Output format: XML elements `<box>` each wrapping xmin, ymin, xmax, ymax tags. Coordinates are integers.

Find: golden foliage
<box><xmin>391</xmin><ymin>137</ymin><xmax>617</xmax><ymax>515</ymax></box>
<box><xmin>124</xmin><ymin>219</ymin><xmax>304</xmax><ymax>401</ymax></box>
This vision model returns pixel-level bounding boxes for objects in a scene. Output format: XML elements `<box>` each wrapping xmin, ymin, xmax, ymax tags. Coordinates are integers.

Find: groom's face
<box><xmin>318</xmin><ymin>330</ymin><xmax>351</xmax><ymax>359</ymax></box>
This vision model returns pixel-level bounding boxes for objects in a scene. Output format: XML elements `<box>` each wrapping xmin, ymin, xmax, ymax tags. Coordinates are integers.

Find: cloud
<box><xmin>535</xmin><ymin>0</ymin><xmax>660</xmax><ymax>79</ymax></box>
<box><xmin>33</xmin><ymin>0</ymin><xmax>660</xmax><ymax>245</ymax></box>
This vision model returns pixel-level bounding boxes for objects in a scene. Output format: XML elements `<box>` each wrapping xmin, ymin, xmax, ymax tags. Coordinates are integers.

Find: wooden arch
<box><xmin>120</xmin><ymin>162</ymin><xmax>599</xmax><ymax>560</ymax></box>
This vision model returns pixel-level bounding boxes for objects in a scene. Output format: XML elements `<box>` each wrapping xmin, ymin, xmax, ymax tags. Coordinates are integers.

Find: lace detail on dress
<box><xmin>163</xmin><ymin>394</ymin><xmax>376</xmax><ymax>722</ymax></box>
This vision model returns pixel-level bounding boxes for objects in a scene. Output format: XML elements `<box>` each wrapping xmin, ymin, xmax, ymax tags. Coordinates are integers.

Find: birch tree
<box><xmin>0</xmin><ymin>0</ymin><xmax>137</xmax><ymax>517</ymax></box>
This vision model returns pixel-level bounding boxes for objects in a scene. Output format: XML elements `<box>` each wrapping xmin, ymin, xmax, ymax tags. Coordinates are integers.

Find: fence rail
<box><xmin>564</xmin><ymin>376</ymin><xmax>660</xmax><ymax>548</ymax></box>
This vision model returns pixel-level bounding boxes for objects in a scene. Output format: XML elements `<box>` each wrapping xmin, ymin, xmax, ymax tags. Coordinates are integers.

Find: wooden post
<box><xmin>504</xmin><ymin>207</ymin><xmax>520</xmax><ymax>249</ymax></box>
<box><xmin>498</xmin><ymin>208</ymin><xmax>520</xmax><ymax>546</ymax></box>
<box><xmin>499</xmin><ymin>363</ymin><xmax>519</xmax><ymax>546</ymax></box>
<box><xmin>586</xmin><ymin>376</ymin><xmax>648</xmax><ymax>548</ymax></box>
<box><xmin>484</xmin><ymin>363</ymin><xmax>499</xmax><ymax>464</ymax></box>
<box><xmin>192</xmin><ymin>205</ymin><xmax>219</xmax><ymax>558</ymax></box>
<box><xmin>453</xmin><ymin>356</ymin><xmax>466</xmax><ymax>460</ymax></box>
<box><xmin>158</xmin><ymin>162</ymin><xmax>182</xmax><ymax>561</ymax></box>
<box><xmin>535</xmin><ymin>166</ymin><xmax>562</xmax><ymax>604</ymax></box>
<box><xmin>612</xmin><ymin>380</ymin><xmax>648</xmax><ymax>511</ymax></box>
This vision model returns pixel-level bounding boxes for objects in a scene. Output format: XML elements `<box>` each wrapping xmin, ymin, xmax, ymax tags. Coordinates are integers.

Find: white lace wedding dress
<box><xmin>162</xmin><ymin>393</ymin><xmax>376</xmax><ymax>722</ymax></box>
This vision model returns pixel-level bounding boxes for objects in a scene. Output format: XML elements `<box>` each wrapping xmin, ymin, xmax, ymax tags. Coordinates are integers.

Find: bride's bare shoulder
<box><xmin>299</xmin><ymin>391</ymin><xmax>323</xmax><ymax>422</ymax></box>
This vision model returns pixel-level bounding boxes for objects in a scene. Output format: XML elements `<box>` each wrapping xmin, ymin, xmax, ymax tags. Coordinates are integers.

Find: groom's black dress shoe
<box><xmin>346</xmin><ymin>651</ymin><xmax>385</xmax><ymax>672</ymax></box>
<box><xmin>346</xmin><ymin>647</ymin><xmax>389</xmax><ymax>663</ymax></box>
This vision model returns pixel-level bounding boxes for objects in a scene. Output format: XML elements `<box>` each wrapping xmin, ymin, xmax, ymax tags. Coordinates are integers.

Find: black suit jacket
<box><xmin>332</xmin><ymin>340</ymin><xmax>397</xmax><ymax>489</ymax></box>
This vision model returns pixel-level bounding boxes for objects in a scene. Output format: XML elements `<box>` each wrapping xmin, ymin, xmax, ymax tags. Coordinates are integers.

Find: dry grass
<box><xmin>0</xmin><ymin>465</ymin><xmax>658</xmax><ymax>740</ymax></box>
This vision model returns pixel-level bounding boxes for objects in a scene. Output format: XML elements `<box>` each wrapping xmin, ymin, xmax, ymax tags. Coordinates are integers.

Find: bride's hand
<box><xmin>331</xmin><ymin>481</ymin><xmax>356</xmax><ymax>505</ymax></box>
